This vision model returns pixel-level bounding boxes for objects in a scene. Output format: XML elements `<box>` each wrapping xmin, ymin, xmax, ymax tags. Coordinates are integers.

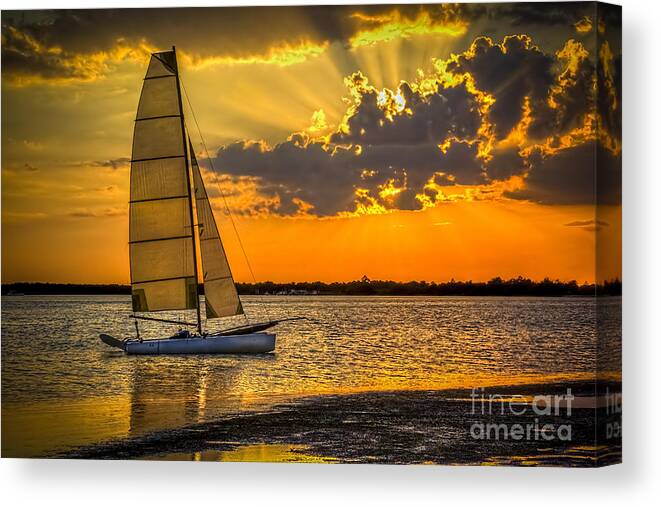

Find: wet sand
<box><xmin>59</xmin><ymin>380</ymin><xmax>621</xmax><ymax>466</ymax></box>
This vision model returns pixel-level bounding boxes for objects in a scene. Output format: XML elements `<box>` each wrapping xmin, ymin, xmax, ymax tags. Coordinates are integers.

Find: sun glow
<box><xmin>349</xmin><ymin>8</ymin><xmax>468</xmax><ymax>48</ymax></box>
<box><xmin>180</xmin><ymin>41</ymin><xmax>329</xmax><ymax>69</ymax></box>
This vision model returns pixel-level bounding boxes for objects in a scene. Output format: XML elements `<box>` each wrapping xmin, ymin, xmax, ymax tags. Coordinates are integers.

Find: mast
<box><xmin>189</xmin><ymin>141</ymin><xmax>245</xmax><ymax>320</ymax></box>
<box><xmin>172</xmin><ymin>45</ymin><xmax>203</xmax><ymax>335</ymax></box>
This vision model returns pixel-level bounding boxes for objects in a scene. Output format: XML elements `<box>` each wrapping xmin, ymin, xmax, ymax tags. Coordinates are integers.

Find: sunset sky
<box><xmin>1</xmin><ymin>3</ymin><xmax>621</xmax><ymax>284</ymax></box>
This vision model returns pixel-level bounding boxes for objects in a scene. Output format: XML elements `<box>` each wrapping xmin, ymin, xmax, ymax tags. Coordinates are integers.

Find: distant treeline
<box><xmin>2</xmin><ymin>283</ymin><xmax>131</xmax><ymax>295</ymax></box>
<box><xmin>2</xmin><ymin>277</ymin><xmax>622</xmax><ymax>297</ymax></box>
<box><xmin>237</xmin><ymin>278</ymin><xmax>621</xmax><ymax>296</ymax></box>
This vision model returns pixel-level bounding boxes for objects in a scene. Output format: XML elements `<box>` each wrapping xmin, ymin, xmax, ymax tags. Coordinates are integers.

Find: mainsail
<box><xmin>190</xmin><ymin>142</ymin><xmax>244</xmax><ymax>319</ymax></box>
<box><xmin>129</xmin><ymin>47</ymin><xmax>242</xmax><ymax>328</ymax></box>
<box><xmin>129</xmin><ymin>49</ymin><xmax>199</xmax><ymax>313</ymax></box>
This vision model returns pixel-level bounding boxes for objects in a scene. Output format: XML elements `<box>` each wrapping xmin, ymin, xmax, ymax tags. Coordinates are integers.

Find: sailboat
<box><xmin>100</xmin><ymin>47</ymin><xmax>295</xmax><ymax>355</ymax></box>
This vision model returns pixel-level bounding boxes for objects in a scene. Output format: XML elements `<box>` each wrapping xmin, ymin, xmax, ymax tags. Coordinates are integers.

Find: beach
<box><xmin>58</xmin><ymin>381</ymin><xmax>621</xmax><ymax>466</ymax></box>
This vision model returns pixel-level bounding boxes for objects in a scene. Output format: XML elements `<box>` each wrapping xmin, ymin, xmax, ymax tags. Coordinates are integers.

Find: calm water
<box><xmin>1</xmin><ymin>295</ymin><xmax>621</xmax><ymax>457</ymax></box>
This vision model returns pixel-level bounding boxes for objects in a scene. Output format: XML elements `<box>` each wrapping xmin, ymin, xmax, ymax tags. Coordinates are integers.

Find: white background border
<box><xmin>1</xmin><ymin>0</ymin><xmax>659</xmax><ymax>504</ymax></box>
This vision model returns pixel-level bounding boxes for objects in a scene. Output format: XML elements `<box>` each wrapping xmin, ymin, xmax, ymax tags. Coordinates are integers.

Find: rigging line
<box><xmin>179</xmin><ymin>78</ymin><xmax>272</xmax><ymax>323</ymax></box>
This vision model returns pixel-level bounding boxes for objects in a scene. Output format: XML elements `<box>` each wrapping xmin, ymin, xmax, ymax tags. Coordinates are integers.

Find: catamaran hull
<box><xmin>121</xmin><ymin>332</ymin><xmax>276</xmax><ymax>355</ymax></box>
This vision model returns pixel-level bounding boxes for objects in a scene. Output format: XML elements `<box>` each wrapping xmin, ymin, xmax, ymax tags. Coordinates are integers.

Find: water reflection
<box><xmin>147</xmin><ymin>444</ymin><xmax>336</xmax><ymax>463</ymax></box>
<box><xmin>127</xmin><ymin>354</ymin><xmax>275</xmax><ymax>438</ymax></box>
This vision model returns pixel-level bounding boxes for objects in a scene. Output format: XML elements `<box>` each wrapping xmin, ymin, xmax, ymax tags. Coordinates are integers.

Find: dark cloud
<box><xmin>596</xmin><ymin>143</ymin><xmax>622</xmax><ymax>206</ymax></box>
<box><xmin>566</xmin><ymin>219</ymin><xmax>609</xmax><ymax>226</ymax></box>
<box><xmin>488</xmin><ymin>2</ymin><xmax>594</xmax><ymax>27</ymax></box>
<box><xmin>68</xmin><ymin>209</ymin><xmax>96</xmax><ymax>218</ymax></box>
<box><xmin>215</xmin><ymin>139</ymin><xmax>481</xmax><ymax>215</ymax></box>
<box><xmin>363</xmin><ymin>139</ymin><xmax>485</xmax><ymax>211</ymax></box>
<box><xmin>547</xmin><ymin>41</ymin><xmax>595</xmax><ymax>137</ymax></box>
<box><xmin>102</xmin><ymin>208</ymin><xmax>126</xmax><ymax>217</ymax></box>
<box><xmin>505</xmin><ymin>143</ymin><xmax>621</xmax><ymax>205</ymax></box>
<box><xmin>92</xmin><ymin>157</ymin><xmax>130</xmax><ymax>170</ymax></box>
<box><xmin>447</xmin><ymin>35</ymin><xmax>555</xmax><ymax>140</ymax></box>
<box><xmin>67</xmin><ymin>207</ymin><xmax>125</xmax><ymax>218</ymax></box>
<box><xmin>597</xmin><ymin>46</ymin><xmax>622</xmax><ymax>152</ymax></box>
<box><xmin>213</xmin><ymin>75</ymin><xmax>488</xmax><ymax>215</ymax></box>
<box><xmin>1</xmin><ymin>3</ymin><xmax>616</xmax><ymax>86</ymax></box>
<box><xmin>564</xmin><ymin>219</ymin><xmax>609</xmax><ymax>232</ymax></box>
<box><xmin>485</xmin><ymin>146</ymin><xmax>526</xmax><ymax>181</ymax></box>
<box><xmin>446</xmin><ymin>35</ymin><xmax>599</xmax><ymax>142</ymax></box>
<box><xmin>1</xmin><ymin>5</ymin><xmax>469</xmax><ymax>83</ymax></box>
<box><xmin>333</xmin><ymin>79</ymin><xmax>481</xmax><ymax>147</ymax></box>
<box><xmin>214</xmin><ymin>139</ymin><xmax>360</xmax><ymax>216</ymax></box>
<box><xmin>3</xmin><ymin>8</ymin><xmax>333</xmax><ymax>63</ymax></box>
<box><xmin>434</xmin><ymin>141</ymin><xmax>485</xmax><ymax>185</ymax></box>
<box><xmin>1</xmin><ymin>5</ymin><xmax>463</xmax><ymax>54</ymax></box>
<box><xmin>1</xmin><ymin>24</ymin><xmax>89</xmax><ymax>82</ymax></box>
<box><xmin>2</xmin><ymin>3</ymin><xmax>603</xmax><ymax>85</ymax></box>
<box><xmin>212</xmin><ymin>24</ymin><xmax>621</xmax><ymax>215</ymax></box>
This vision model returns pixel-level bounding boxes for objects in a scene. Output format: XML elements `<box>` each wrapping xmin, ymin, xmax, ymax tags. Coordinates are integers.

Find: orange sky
<box><xmin>1</xmin><ymin>5</ymin><xmax>621</xmax><ymax>284</ymax></box>
<box><xmin>1</xmin><ymin>197</ymin><xmax>620</xmax><ymax>284</ymax></box>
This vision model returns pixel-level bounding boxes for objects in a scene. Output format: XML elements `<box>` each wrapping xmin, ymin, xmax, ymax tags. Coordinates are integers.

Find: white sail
<box><xmin>190</xmin><ymin>142</ymin><xmax>244</xmax><ymax>319</ymax></box>
<box><xmin>129</xmin><ymin>50</ymin><xmax>198</xmax><ymax>313</ymax></box>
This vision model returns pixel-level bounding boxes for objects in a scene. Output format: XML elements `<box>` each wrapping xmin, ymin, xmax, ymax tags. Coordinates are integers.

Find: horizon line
<box><xmin>1</xmin><ymin>277</ymin><xmax>621</xmax><ymax>286</ymax></box>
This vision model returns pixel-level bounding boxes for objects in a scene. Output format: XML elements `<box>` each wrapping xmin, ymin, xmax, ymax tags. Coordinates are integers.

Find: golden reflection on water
<box><xmin>2</xmin><ymin>396</ymin><xmax>131</xmax><ymax>457</ymax></box>
<box><xmin>2</xmin><ymin>370</ymin><xmax>604</xmax><ymax>457</ymax></box>
<box><xmin>2</xmin><ymin>360</ymin><xmax>619</xmax><ymax>457</ymax></box>
<box><xmin>147</xmin><ymin>444</ymin><xmax>337</xmax><ymax>463</ymax></box>
<box><xmin>3</xmin><ymin>365</ymin><xmax>617</xmax><ymax>457</ymax></box>
<box><xmin>2</xmin><ymin>357</ymin><xmax>269</xmax><ymax>457</ymax></box>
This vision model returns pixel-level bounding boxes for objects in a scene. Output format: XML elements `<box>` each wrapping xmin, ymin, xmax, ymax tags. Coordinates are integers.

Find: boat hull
<box><xmin>124</xmin><ymin>332</ymin><xmax>275</xmax><ymax>355</ymax></box>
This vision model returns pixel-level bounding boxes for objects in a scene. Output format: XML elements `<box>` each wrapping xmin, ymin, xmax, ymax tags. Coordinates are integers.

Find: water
<box><xmin>1</xmin><ymin>295</ymin><xmax>621</xmax><ymax>458</ymax></box>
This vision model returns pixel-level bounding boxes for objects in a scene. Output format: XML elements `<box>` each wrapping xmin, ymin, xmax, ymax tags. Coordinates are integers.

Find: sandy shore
<box><xmin>59</xmin><ymin>381</ymin><xmax>621</xmax><ymax>466</ymax></box>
